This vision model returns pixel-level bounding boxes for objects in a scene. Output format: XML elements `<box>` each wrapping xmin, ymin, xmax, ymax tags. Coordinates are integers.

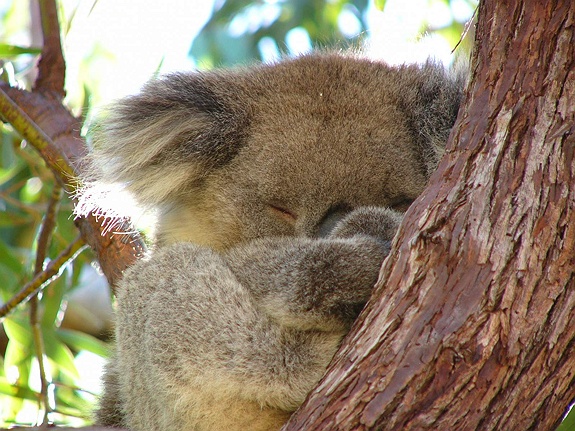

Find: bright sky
<box><xmin>63</xmin><ymin>0</ymin><xmax>215</xmax><ymax>105</ymax></box>
<box><xmin>58</xmin><ymin>0</ymin><xmax>475</xmax><ymax>107</ymax></box>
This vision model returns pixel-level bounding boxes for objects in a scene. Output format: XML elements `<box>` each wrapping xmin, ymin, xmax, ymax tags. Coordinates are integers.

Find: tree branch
<box><xmin>0</xmin><ymin>82</ymin><xmax>146</xmax><ymax>290</ymax></box>
<box><xmin>29</xmin><ymin>182</ymin><xmax>63</xmax><ymax>423</ymax></box>
<box><xmin>0</xmin><ymin>0</ymin><xmax>147</xmax><ymax>294</ymax></box>
<box><xmin>0</xmin><ymin>235</ymin><xmax>86</xmax><ymax>318</ymax></box>
<box><xmin>0</xmin><ymin>86</ymin><xmax>76</xmax><ymax>183</ymax></box>
<box><xmin>34</xmin><ymin>0</ymin><xmax>66</xmax><ymax>97</ymax></box>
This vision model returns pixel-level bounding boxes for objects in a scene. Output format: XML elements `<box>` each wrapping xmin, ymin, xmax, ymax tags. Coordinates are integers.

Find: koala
<box><xmin>85</xmin><ymin>52</ymin><xmax>464</xmax><ymax>431</ymax></box>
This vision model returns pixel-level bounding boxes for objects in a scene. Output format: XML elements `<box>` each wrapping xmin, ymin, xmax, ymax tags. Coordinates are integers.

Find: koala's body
<box><xmin>87</xmin><ymin>53</ymin><xmax>464</xmax><ymax>431</ymax></box>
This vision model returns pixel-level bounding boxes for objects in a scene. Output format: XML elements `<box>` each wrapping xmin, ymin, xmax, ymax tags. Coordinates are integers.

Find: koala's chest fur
<box><xmin>87</xmin><ymin>52</ymin><xmax>464</xmax><ymax>431</ymax></box>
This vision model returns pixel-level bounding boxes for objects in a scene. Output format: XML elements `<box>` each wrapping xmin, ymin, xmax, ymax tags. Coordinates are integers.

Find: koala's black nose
<box><xmin>315</xmin><ymin>205</ymin><xmax>352</xmax><ymax>237</ymax></box>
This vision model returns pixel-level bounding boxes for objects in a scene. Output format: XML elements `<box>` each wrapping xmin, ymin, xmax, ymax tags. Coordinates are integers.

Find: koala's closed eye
<box><xmin>269</xmin><ymin>203</ymin><xmax>298</xmax><ymax>224</ymax></box>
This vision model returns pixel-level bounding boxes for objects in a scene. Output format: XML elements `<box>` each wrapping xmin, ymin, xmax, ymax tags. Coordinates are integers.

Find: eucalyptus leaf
<box><xmin>0</xmin><ymin>240</ymin><xmax>24</xmax><ymax>273</ymax></box>
<box><xmin>3</xmin><ymin>316</ymin><xmax>32</xmax><ymax>346</ymax></box>
<box><xmin>41</xmin><ymin>270</ymin><xmax>69</xmax><ymax>327</ymax></box>
<box><xmin>3</xmin><ymin>341</ymin><xmax>31</xmax><ymax>389</ymax></box>
<box><xmin>0</xmin><ymin>44</ymin><xmax>41</xmax><ymax>57</ymax></box>
<box><xmin>0</xmin><ymin>376</ymin><xmax>37</xmax><ymax>400</ymax></box>
<box><xmin>43</xmin><ymin>330</ymin><xmax>79</xmax><ymax>379</ymax></box>
<box><xmin>373</xmin><ymin>0</ymin><xmax>387</xmax><ymax>10</ymax></box>
<box><xmin>57</xmin><ymin>328</ymin><xmax>110</xmax><ymax>358</ymax></box>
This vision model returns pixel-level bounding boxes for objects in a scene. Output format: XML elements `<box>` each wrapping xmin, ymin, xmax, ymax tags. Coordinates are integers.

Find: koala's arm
<box><xmin>111</xmin><ymin>244</ymin><xmax>345</xmax><ymax>431</ymax></box>
<box><xmin>225</xmin><ymin>206</ymin><xmax>403</xmax><ymax>331</ymax></box>
<box><xmin>106</xmin><ymin>207</ymin><xmax>402</xmax><ymax>431</ymax></box>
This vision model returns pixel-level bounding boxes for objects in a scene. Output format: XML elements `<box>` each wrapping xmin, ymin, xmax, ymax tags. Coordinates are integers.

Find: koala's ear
<box><xmin>86</xmin><ymin>72</ymin><xmax>250</xmax><ymax>206</ymax></box>
<box><xmin>399</xmin><ymin>60</ymin><xmax>467</xmax><ymax>176</ymax></box>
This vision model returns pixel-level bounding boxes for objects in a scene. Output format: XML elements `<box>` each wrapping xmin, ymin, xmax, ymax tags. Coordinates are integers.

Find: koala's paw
<box><xmin>329</xmin><ymin>206</ymin><xmax>403</xmax><ymax>246</ymax></box>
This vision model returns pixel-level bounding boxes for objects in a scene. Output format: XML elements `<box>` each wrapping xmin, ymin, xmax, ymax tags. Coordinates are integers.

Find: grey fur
<box><xmin>87</xmin><ymin>52</ymin><xmax>464</xmax><ymax>431</ymax></box>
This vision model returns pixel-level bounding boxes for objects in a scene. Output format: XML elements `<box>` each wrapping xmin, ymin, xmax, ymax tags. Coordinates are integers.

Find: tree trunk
<box><xmin>284</xmin><ymin>1</ymin><xmax>575</xmax><ymax>430</ymax></box>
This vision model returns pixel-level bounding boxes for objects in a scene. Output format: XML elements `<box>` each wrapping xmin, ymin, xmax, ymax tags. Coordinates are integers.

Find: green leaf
<box><xmin>0</xmin><ymin>376</ymin><xmax>37</xmax><ymax>401</ymax></box>
<box><xmin>0</xmin><ymin>44</ymin><xmax>41</xmax><ymax>58</ymax></box>
<box><xmin>52</xmin><ymin>403</ymin><xmax>90</xmax><ymax>420</ymax></box>
<box><xmin>0</xmin><ymin>393</ymin><xmax>24</xmax><ymax>424</ymax></box>
<box><xmin>0</xmin><ymin>156</ymin><xmax>25</xmax><ymax>182</ymax></box>
<box><xmin>57</xmin><ymin>328</ymin><xmax>110</xmax><ymax>358</ymax></box>
<box><xmin>0</xmin><ymin>263</ymin><xmax>19</xmax><ymax>300</ymax></box>
<box><xmin>0</xmin><ymin>211</ymin><xmax>32</xmax><ymax>227</ymax></box>
<box><xmin>0</xmin><ymin>240</ymin><xmax>24</xmax><ymax>273</ymax></box>
<box><xmin>3</xmin><ymin>316</ymin><xmax>32</xmax><ymax>346</ymax></box>
<box><xmin>557</xmin><ymin>406</ymin><xmax>575</xmax><ymax>431</ymax></box>
<box><xmin>53</xmin><ymin>383</ymin><xmax>94</xmax><ymax>418</ymax></box>
<box><xmin>43</xmin><ymin>330</ymin><xmax>79</xmax><ymax>379</ymax></box>
<box><xmin>4</xmin><ymin>340</ymin><xmax>31</xmax><ymax>386</ymax></box>
<box><xmin>373</xmin><ymin>0</ymin><xmax>387</xmax><ymax>11</ymax></box>
<box><xmin>41</xmin><ymin>270</ymin><xmax>69</xmax><ymax>327</ymax></box>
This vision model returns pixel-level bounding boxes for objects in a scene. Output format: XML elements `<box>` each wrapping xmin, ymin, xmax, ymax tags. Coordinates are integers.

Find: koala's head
<box><xmin>84</xmin><ymin>53</ymin><xmax>464</xmax><ymax>250</ymax></box>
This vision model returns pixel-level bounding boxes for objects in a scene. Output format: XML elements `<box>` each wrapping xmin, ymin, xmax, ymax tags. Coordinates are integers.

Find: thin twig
<box><xmin>30</xmin><ymin>182</ymin><xmax>63</xmax><ymax>424</ymax></box>
<box><xmin>0</xmin><ymin>235</ymin><xmax>86</xmax><ymax>319</ymax></box>
<box><xmin>35</xmin><ymin>0</ymin><xmax>66</xmax><ymax>96</ymax></box>
<box><xmin>451</xmin><ymin>6</ymin><xmax>478</xmax><ymax>54</ymax></box>
<box><xmin>34</xmin><ymin>184</ymin><xmax>62</xmax><ymax>271</ymax></box>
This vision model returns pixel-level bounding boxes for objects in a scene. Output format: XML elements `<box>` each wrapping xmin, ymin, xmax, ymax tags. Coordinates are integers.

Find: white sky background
<box><xmin>63</xmin><ymin>0</ymin><xmax>215</xmax><ymax>105</ymax></box>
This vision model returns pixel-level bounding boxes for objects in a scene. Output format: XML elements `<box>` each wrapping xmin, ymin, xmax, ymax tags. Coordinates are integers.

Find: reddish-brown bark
<box><xmin>34</xmin><ymin>0</ymin><xmax>65</xmax><ymax>98</ymax></box>
<box><xmin>284</xmin><ymin>1</ymin><xmax>575</xmax><ymax>430</ymax></box>
<box><xmin>0</xmin><ymin>83</ymin><xmax>145</xmax><ymax>289</ymax></box>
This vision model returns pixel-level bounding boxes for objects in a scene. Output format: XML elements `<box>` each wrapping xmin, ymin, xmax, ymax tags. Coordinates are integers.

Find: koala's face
<box><xmin>89</xmin><ymin>54</ymin><xmax>462</xmax><ymax>250</ymax></box>
<box><xmin>206</xmin><ymin>113</ymin><xmax>424</xmax><ymax>242</ymax></box>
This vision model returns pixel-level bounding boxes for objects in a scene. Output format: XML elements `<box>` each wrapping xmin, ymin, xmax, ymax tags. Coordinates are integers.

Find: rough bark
<box><xmin>284</xmin><ymin>1</ymin><xmax>575</xmax><ymax>430</ymax></box>
<box><xmin>34</xmin><ymin>0</ymin><xmax>65</xmax><ymax>97</ymax></box>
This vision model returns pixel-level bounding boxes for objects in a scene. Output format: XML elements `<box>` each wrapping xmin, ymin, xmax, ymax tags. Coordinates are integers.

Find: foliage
<box><xmin>192</xmin><ymin>0</ymin><xmax>369</xmax><ymax>67</ymax></box>
<box><xmin>0</xmin><ymin>122</ymin><xmax>109</xmax><ymax>426</ymax></box>
<box><xmin>0</xmin><ymin>0</ymin><xmax>109</xmax><ymax>426</ymax></box>
<box><xmin>0</xmin><ymin>94</ymin><xmax>113</xmax><ymax>422</ymax></box>
<box><xmin>191</xmin><ymin>0</ymin><xmax>478</xmax><ymax>68</ymax></box>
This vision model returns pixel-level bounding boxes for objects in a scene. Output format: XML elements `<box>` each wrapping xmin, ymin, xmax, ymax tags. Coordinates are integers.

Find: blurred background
<box><xmin>0</xmin><ymin>0</ymin><xmax>476</xmax><ymax>427</ymax></box>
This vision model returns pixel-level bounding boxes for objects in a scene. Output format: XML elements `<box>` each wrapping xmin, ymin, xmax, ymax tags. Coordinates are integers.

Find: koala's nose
<box><xmin>315</xmin><ymin>205</ymin><xmax>352</xmax><ymax>238</ymax></box>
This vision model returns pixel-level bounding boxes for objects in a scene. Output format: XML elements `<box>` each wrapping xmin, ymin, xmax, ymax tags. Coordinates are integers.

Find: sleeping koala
<box><xmin>86</xmin><ymin>52</ymin><xmax>464</xmax><ymax>431</ymax></box>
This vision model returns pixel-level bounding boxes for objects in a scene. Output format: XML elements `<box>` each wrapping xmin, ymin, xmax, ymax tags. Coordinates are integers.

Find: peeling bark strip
<box><xmin>284</xmin><ymin>1</ymin><xmax>575</xmax><ymax>430</ymax></box>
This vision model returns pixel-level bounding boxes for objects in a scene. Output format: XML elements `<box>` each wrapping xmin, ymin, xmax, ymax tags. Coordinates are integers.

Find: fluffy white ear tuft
<box><xmin>79</xmin><ymin>70</ymin><xmax>251</xmax><ymax>217</ymax></box>
<box><xmin>74</xmin><ymin>180</ymin><xmax>158</xmax><ymax>237</ymax></box>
